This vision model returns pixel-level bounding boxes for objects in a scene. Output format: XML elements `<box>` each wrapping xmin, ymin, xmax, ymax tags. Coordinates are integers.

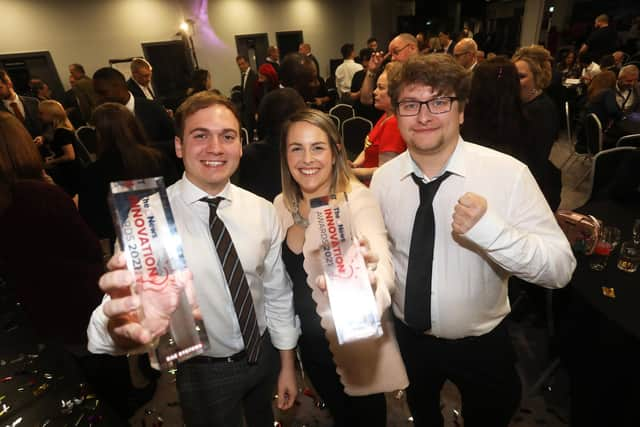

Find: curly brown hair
<box><xmin>387</xmin><ymin>53</ymin><xmax>471</xmax><ymax>111</ymax></box>
<box><xmin>512</xmin><ymin>45</ymin><xmax>553</xmax><ymax>90</ymax></box>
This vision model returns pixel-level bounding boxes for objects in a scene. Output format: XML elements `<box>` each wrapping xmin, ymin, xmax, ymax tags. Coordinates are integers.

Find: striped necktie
<box><xmin>201</xmin><ymin>196</ymin><xmax>262</xmax><ymax>363</ymax></box>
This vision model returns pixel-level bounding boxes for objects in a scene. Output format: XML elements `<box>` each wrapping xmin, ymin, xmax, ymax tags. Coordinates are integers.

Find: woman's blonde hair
<box><xmin>279</xmin><ymin>109</ymin><xmax>354</xmax><ymax>212</ymax></box>
<box><xmin>512</xmin><ymin>45</ymin><xmax>553</xmax><ymax>90</ymax></box>
<box><xmin>39</xmin><ymin>100</ymin><xmax>74</xmax><ymax>130</ymax></box>
<box><xmin>587</xmin><ymin>70</ymin><xmax>617</xmax><ymax>103</ymax></box>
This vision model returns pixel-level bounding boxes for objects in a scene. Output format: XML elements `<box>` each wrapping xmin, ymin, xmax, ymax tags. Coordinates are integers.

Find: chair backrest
<box><xmin>75</xmin><ymin>125</ymin><xmax>98</xmax><ymax>155</ymax></box>
<box><xmin>584</xmin><ymin>113</ymin><xmax>603</xmax><ymax>156</ymax></box>
<box><xmin>241</xmin><ymin>127</ymin><xmax>250</xmax><ymax>145</ymax></box>
<box><xmin>328</xmin><ymin>114</ymin><xmax>340</xmax><ymax>131</ymax></box>
<box><xmin>589</xmin><ymin>146</ymin><xmax>638</xmax><ymax>201</ymax></box>
<box><xmin>564</xmin><ymin>101</ymin><xmax>572</xmax><ymax>144</ymax></box>
<box><xmin>72</xmin><ymin>135</ymin><xmax>95</xmax><ymax>167</ymax></box>
<box><xmin>329</xmin><ymin>104</ymin><xmax>355</xmax><ymax>124</ymax></box>
<box><xmin>616</xmin><ymin>133</ymin><xmax>640</xmax><ymax>148</ymax></box>
<box><xmin>341</xmin><ymin>116</ymin><xmax>372</xmax><ymax>158</ymax></box>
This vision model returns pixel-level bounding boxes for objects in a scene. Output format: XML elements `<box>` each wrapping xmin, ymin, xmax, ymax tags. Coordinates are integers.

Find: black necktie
<box><xmin>404</xmin><ymin>172</ymin><xmax>452</xmax><ymax>332</ymax></box>
<box><xmin>240</xmin><ymin>72</ymin><xmax>246</xmax><ymax>92</ymax></box>
<box><xmin>201</xmin><ymin>197</ymin><xmax>261</xmax><ymax>363</ymax></box>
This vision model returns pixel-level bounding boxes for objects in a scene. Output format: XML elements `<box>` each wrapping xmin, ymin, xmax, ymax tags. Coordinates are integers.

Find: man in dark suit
<box><xmin>236</xmin><ymin>55</ymin><xmax>257</xmax><ymax>138</ymax></box>
<box><xmin>0</xmin><ymin>69</ymin><xmax>42</xmax><ymax>138</ymax></box>
<box><xmin>126</xmin><ymin>58</ymin><xmax>156</xmax><ymax>101</ymax></box>
<box><xmin>92</xmin><ymin>67</ymin><xmax>177</xmax><ymax>168</ymax></box>
<box><xmin>438</xmin><ymin>31</ymin><xmax>455</xmax><ymax>55</ymax></box>
<box><xmin>299</xmin><ymin>43</ymin><xmax>321</xmax><ymax>78</ymax></box>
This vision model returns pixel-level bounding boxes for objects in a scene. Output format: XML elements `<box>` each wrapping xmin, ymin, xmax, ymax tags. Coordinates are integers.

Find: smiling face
<box><xmin>373</xmin><ymin>71</ymin><xmax>391</xmax><ymax>112</ymax></box>
<box><xmin>175</xmin><ymin>104</ymin><xmax>242</xmax><ymax>195</ymax></box>
<box><xmin>285</xmin><ymin>121</ymin><xmax>334</xmax><ymax>199</ymax></box>
<box><xmin>395</xmin><ymin>83</ymin><xmax>463</xmax><ymax>161</ymax></box>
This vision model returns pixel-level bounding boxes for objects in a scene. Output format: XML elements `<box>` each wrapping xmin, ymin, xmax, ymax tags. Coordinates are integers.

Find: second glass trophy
<box><xmin>309</xmin><ymin>193</ymin><xmax>382</xmax><ymax>344</ymax></box>
<box><xmin>109</xmin><ymin>177</ymin><xmax>208</xmax><ymax>368</ymax></box>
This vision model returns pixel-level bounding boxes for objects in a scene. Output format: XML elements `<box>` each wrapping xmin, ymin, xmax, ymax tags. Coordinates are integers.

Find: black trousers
<box><xmin>176</xmin><ymin>334</ymin><xmax>278</xmax><ymax>427</ymax></box>
<box><xmin>394</xmin><ymin>318</ymin><xmax>521</xmax><ymax>427</ymax></box>
<box><xmin>299</xmin><ymin>336</ymin><xmax>387</xmax><ymax>427</ymax></box>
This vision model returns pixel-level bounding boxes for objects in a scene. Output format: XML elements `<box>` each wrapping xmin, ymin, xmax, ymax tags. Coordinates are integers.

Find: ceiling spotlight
<box><xmin>548</xmin><ymin>6</ymin><xmax>555</xmax><ymax>13</ymax></box>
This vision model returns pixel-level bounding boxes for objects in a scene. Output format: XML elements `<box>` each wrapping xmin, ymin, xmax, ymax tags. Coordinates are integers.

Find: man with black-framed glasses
<box><xmin>370</xmin><ymin>54</ymin><xmax>576</xmax><ymax>427</ymax></box>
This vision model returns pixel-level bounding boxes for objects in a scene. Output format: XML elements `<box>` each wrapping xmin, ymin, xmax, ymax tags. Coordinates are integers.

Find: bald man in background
<box><xmin>359</xmin><ymin>33</ymin><xmax>419</xmax><ymax>106</ymax></box>
<box><xmin>453</xmin><ymin>38</ymin><xmax>479</xmax><ymax>71</ymax></box>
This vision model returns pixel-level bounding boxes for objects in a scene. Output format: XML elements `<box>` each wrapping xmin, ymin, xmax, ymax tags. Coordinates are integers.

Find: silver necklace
<box><xmin>292</xmin><ymin>199</ymin><xmax>309</xmax><ymax>228</ymax></box>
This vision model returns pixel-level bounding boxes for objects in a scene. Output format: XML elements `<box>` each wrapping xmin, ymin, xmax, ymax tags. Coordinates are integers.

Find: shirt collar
<box><xmin>2</xmin><ymin>93</ymin><xmax>19</xmax><ymax>106</ymax></box>
<box><xmin>398</xmin><ymin>136</ymin><xmax>467</xmax><ymax>182</ymax></box>
<box><xmin>125</xmin><ymin>92</ymin><xmax>135</xmax><ymax>112</ymax></box>
<box><xmin>178</xmin><ymin>173</ymin><xmax>234</xmax><ymax>206</ymax></box>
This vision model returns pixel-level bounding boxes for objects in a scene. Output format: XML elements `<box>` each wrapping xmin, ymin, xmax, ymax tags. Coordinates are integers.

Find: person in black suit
<box><xmin>92</xmin><ymin>67</ymin><xmax>177</xmax><ymax>170</ymax></box>
<box><xmin>299</xmin><ymin>43</ymin><xmax>321</xmax><ymax>78</ymax></box>
<box><xmin>0</xmin><ymin>69</ymin><xmax>42</xmax><ymax>138</ymax></box>
<box><xmin>236</xmin><ymin>55</ymin><xmax>258</xmax><ymax>138</ymax></box>
<box><xmin>237</xmin><ymin>88</ymin><xmax>306</xmax><ymax>201</ymax></box>
<box><xmin>126</xmin><ymin>58</ymin><xmax>156</xmax><ymax>100</ymax></box>
<box><xmin>438</xmin><ymin>31</ymin><xmax>455</xmax><ymax>55</ymax></box>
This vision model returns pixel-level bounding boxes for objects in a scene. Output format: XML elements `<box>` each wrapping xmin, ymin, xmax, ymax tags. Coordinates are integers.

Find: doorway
<box><xmin>0</xmin><ymin>51</ymin><xmax>65</xmax><ymax>100</ymax></box>
<box><xmin>142</xmin><ymin>40</ymin><xmax>195</xmax><ymax>110</ymax></box>
<box><xmin>235</xmin><ymin>33</ymin><xmax>269</xmax><ymax>72</ymax></box>
<box><xmin>276</xmin><ymin>31</ymin><xmax>304</xmax><ymax>58</ymax></box>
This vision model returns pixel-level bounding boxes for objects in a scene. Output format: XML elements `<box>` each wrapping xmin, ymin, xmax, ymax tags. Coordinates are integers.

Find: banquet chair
<box><xmin>72</xmin><ymin>136</ymin><xmax>95</xmax><ymax>167</ymax></box>
<box><xmin>573</xmin><ymin>113</ymin><xmax>603</xmax><ymax>188</ymax></box>
<box><xmin>588</xmin><ymin>146</ymin><xmax>638</xmax><ymax>202</ymax></box>
<box><xmin>329</xmin><ymin>104</ymin><xmax>355</xmax><ymax>125</ymax></box>
<box><xmin>75</xmin><ymin>125</ymin><xmax>98</xmax><ymax>157</ymax></box>
<box><xmin>328</xmin><ymin>114</ymin><xmax>340</xmax><ymax>131</ymax></box>
<box><xmin>559</xmin><ymin>101</ymin><xmax>580</xmax><ymax>170</ymax></box>
<box><xmin>241</xmin><ymin>127</ymin><xmax>250</xmax><ymax>145</ymax></box>
<box><xmin>616</xmin><ymin>133</ymin><xmax>640</xmax><ymax>148</ymax></box>
<box><xmin>341</xmin><ymin>116</ymin><xmax>372</xmax><ymax>160</ymax></box>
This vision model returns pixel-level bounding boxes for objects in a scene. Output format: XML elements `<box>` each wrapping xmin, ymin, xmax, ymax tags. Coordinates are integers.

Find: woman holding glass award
<box><xmin>273</xmin><ymin>109</ymin><xmax>407</xmax><ymax>426</ymax></box>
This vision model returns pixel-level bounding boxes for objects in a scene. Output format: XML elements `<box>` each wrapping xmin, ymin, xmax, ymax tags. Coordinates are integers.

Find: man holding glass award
<box><xmin>370</xmin><ymin>54</ymin><xmax>577</xmax><ymax>427</ymax></box>
<box><xmin>87</xmin><ymin>93</ymin><xmax>298</xmax><ymax>427</ymax></box>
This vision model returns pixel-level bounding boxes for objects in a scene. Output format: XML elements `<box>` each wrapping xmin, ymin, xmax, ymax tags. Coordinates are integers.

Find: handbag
<box><xmin>555</xmin><ymin>210</ymin><xmax>600</xmax><ymax>255</ymax></box>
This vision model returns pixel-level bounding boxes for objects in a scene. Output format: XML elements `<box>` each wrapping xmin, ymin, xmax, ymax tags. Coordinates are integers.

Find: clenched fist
<box><xmin>452</xmin><ymin>192</ymin><xmax>487</xmax><ymax>235</ymax></box>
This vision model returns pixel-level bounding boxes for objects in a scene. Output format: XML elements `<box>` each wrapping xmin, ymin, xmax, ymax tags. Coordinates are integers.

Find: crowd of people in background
<box><xmin>1</xmin><ymin>9</ymin><xmax>639</xmax><ymax>427</ymax></box>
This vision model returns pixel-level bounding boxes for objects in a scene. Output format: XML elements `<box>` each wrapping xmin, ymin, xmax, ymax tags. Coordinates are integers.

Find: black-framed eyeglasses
<box><xmin>397</xmin><ymin>97</ymin><xmax>458</xmax><ymax>116</ymax></box>
<box><xmin>392</xmin><ymin>44</ymin><xmax>411</xmax><ymax>56</ymax></box>
<box><xmin>453</xmin><ymin>51</ymin><xmax>471</xmax><ymax>58</ymax></box>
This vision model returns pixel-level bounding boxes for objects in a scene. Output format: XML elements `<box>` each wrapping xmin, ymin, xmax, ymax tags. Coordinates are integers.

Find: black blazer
<box><xmin>240</xmin><ymin>69</ymin><xmax>258</xmax><ymax>131</ymax></box>
<box><xmin>127</xmin><ymin>78</ymin><xmax>155</xmax><ymax>100</ymax></box>
<box><xmin>0</xmin><ymin>95</ymin><xmax>42</xmax><ymax>137</ymax></box>
<box><xmin>132</xmin><ymin>97</ymin><xmax>180</xmax><ymax>172</ymax></box>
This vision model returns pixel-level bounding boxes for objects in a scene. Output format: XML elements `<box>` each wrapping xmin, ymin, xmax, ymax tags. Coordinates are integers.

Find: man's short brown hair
<box><xmin>174</xmin><ymin>92</ymin><xmax>240</xmax><ymax>140</ymax></box>
<box><xmin>387</xmin><ymin>53</ymin><xmax>471</xmax><ymax>111</ymax></box>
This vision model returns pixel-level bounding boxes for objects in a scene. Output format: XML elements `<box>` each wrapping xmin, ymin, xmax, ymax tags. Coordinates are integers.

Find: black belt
<box><xmin>183</xmin><ymin>351</ymin><xmax>247</xmax><ymax>364</ymax></box>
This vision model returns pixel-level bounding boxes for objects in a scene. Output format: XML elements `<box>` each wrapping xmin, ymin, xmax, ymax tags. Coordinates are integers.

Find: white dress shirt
<box><xmin>88</xmin><ymin>176</ymin><xmax>298</xmax><ymax>357</ymax></box>
<box><xmin>2</xmin><ymin>93</ymin><xmax>25</xmax><ymax>119</ymax></box>
<box><xmin>124</xmin><ymin>92</ymin><xmax>135</xmax><ymax>113</ymax></box>
<box><xmin>616</xmin><ymin>82</ymin><xmax>637</xmax><ymax>112</ymax></box>
<box><xmin>335</xmin><ymin>59</ymin><xmax>363</xmax><ymax>95</ymax></box>
<box><xmin>370</xmin><ymin>139</ymin><xmax>576</xmax><ymax>339</ymax></box>
<box><xmin>134</xmin><ymin>81</ymin><xmax>155</xmax><ymax>100</ymax></box>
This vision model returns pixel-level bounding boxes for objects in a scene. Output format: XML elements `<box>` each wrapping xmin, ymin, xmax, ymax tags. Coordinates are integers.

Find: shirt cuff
<box><xmin>462</xmin><ymin>208</ymin><xmax>505</xmax><ymax>249</ymax></box>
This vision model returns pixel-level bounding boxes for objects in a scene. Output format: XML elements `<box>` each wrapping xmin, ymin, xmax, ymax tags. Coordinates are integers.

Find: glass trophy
<box><xmin>109</xmin><ymin>177</ymin><xmax>208</xmax><ymax>368</ymax></box>
<box><xmin>309</xmin><ymin>193</ymin><xmax>383</xmax><ymax>344</ymax></box>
